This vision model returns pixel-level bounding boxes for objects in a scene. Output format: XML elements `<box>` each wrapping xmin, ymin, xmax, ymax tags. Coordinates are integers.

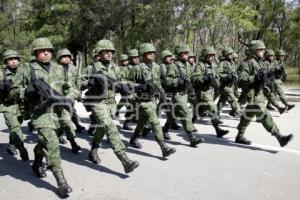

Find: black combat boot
<box><xmin>15</xmin><ymin>140</ymin><xmax>29</xmax><ymax>161</ymax></box>
<box><xmin>188</xmin><ymin>132</ymin><xmax>204</xmax><ymax>147</ymax></box>
<box><xmin>72</xmin><ymin>115</ymin><xmax>85</xmax><ymax>133</ymax></box>
<box><xmin>142</xmin><ymin>125</ymin><xmax>152</xmax><ymax>137</ymax></box>
<box><xmin>117</xmin><ymin>154</ymin><xmax>139</xmax><ymax>174</ymax></box>
<box><xmin>129</xmin><ymin>132</ymin><xmax>142</xmax><ymax>149</ymax></box>
<box><xmin>157</xmin><ymin>140</ymin><xmax>176</xmax><ymax>158</ymax></box>
<box><xmin>88</xmin><ymin>127</ymin><xmax>96</xmax><ymax>136</ymax></box>
<box><xmin>275</xmin><ymin>133</ymin><xmax>294</xmax><ymax>147</ymax></box>
<box><xmin>52</xmin><ymin>167</ymin><xmax>72</xmax><ymax>197</ymax></box>
<box><xmin>28</xmin><ymin>121</ymin><xmax>35</xmax><ymax>132</ymax></box>
<box><xmin>88</xmin><ymin>145</ymin><xmax>101</xmax><ymax>164</ymax></box>
<box><xmin>7</xmin><ymin>138</ymin><xmax>17</xmax><ymax>156</ymax></box>
<box><xmin>277</xmin><ymin>106</ymin><xmax>286</xmax><ymax>114</ymax></box>
<box><xmin>7</xmin><ymin>144</ymin><xmax>18</xmax><ymax>156</ymax></box>
<box><xmin>162</xmin><ymin>126</ymin><xmax>171</xmax><ymax>140</ymax></box>
<box><xmin>266</xmin><ymin>104</ymin><xmax>275</xmax><ymax>110</ymax></box>
<box><xmin>123</xmin><ymin>121</ymin><xmax>133</xmax><ymax>131</ymax></box>
<box><xmin>68</xmin><ymin>138</ymin><xmax>82</xmax><ymax>154</ymax></box>
<box><xmin>170</xmin><ymin>122</ymin><xmax>180</xmax><ymax>130</ymax></box>
<box><xmin>235</xmin><ymin>132</ymin><xmax>251</xmax><ymax>145</ymax></box>
<box><xmin>286</xmin><ymin>104</ymin><xmax>295</xmax><ymax>111</ymax></box>
<box><xmin>215</xmin><ymin>126</ymin><xmax>229</xmax><ymax>138</ymax></box>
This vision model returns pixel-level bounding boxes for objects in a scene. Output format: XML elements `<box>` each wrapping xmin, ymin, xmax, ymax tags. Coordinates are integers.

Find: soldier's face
<box><xmin>266</xmin><ymin>56</ymin><xmax>274</xmax><ymax>61</ymax></box>
<box><xmin>188</xmin><ymin>57</ymin><xmax>195</xmax><ymax>64</ymax></box>
<box><xmin>144</xmin><ymin>52</ymin><xmax>155</xmax><ymax>61</ymax></box>
<box><xmin>5</xmin><ymin>57</ymin><xmax>19</xmax><ymax>69</ymax></box>
<box><xmin>130</xmin><ymin>57</ymin><xmax>140</xmax><ymax>65</ymax></box>
<box><xmin>99</xmin><ymin>50</ymin><xmax>114</xmax><ymax>62</ymax></box>
<box><xmin>121</xmin><ymin>60</ymin><xmax>129</xmax><ymax>66</ymax></box>
<box><xmin>164</xmin><ymin>56</ymin><xmax>173</xmax><ymax>64</ymax></box>
<box><xmin>255</xmin><ymin>49</ymin><xmax>265</xmax><ymax>58</ymax></box>
<box><xmin>227</xmin><ymin>53</ymin><xmax>234</xmax><ymax>60</ymax></box>
<box><xmin>206</xmin><ymin>54</ymin><xmax>215</xmax><ymax>64</ymax></box>
<box><xmin>179</xmin><ymin>52</ymin><xmax>189</xmax><ymax>61</ymax></box>
<box><xmin>278</xmin><ymin>55</ymin><xmax>285</xmax><ymax>61</ymax></box>
<box><xmin>59</xmin><ymin>56</ymin><xmax>71</xmax><ymax>65</ymax></box>
<box><xmin>36</xmin><ymin>49</ymin><xmax>53</xmax><ymax>63</ymax></box>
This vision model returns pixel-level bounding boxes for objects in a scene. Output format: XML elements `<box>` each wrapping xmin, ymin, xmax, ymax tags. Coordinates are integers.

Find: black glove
<box><xmin>88</xmin><ymin>78</ymin><xmax>96</xmax><ymax>87</ymax></box>
<box><xmin>226</xmin><ymin>74</ymin><xmax>234</xmax><ymax>83</ymax></box>
<box><xmin>255</xmin><ymin>70</ymin><xmax>264</xmax><ymax>82</ymax></box>
<box><xmin>137</xmin><ymin>83</ymin><xmax>147</xmax><ymax>92</ymax></box>
<box><xmin>178</xmin><ymin>78</ymin><xmax>185</xmax><ymax>87</ymax></box>
<box><xmin>4</xmin><ymin>80</ymin><xmax>13</xmax><ymax>91</ymax></box>
<box><xmin>203</xmin><ymin>74</ymin><xmax>213</xmax><ymax>84</ymax></box>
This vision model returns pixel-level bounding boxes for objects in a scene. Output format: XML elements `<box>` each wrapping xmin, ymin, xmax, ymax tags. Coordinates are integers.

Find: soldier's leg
<box><xmin>205</xmin><ymin>100</ymin><xmax>229</xmax><ymax>138</ymax></box>
<box><xmin>174</xmin><ymin>94</ymin><xmax>204</xmax><ymax>147</ymax></box>
<box><xmin>263</xmin><ymin>88</ymin><xmax>286</xmax><ymax>114</ymax></box>
<box><xmin>217</xmin><ymin>91</ymin><xmax>227</xmax><ymax>114</ymax></box>
<box><xmin>275</xmin><ymin>80</ymin><xmax>295</xmax><ymax>110</ymax></box>
<box><xmin>123</xmin><ymin>99</ymin><xmax>134</xmax><ymax>131</ymax></box>
<box><xmin>71</xmin><ymin>109</ymin><xmax>85</xmax><ymax>133</ymax></box>
<box><xmin>35</xmin><ymin>127</ymin><xmax>72</xmax><ymax>196</ymax></box>
<box><xmin>3</xmin><ymin>112</ymin><xmax>28</xmax><ymax>160</ymax></box>
<box><xmin>235</xmin><ymin>104</ymin><xmax>256</xmax><ymax>145</ymax></box>
<box><xmin>115</xmin><ymin>96</ymin><xmax>127</xmax><ymax>117</ymax></box>
<box><xmin>130</xmin><ymin>103</ymin><xmax>147</xmax><ymax>148</ymax></box>
<box><xmin>162</xmin><ymin>102</ymin><xmax>175</xmax><ymax>140</ymax></box>
<box><xmin>58</xmin><ymin>109</ymin><xmax>81</xmax><ymax>154</ymax></box>
<box><xmin>257</xmin><ymin>103</ymin><xmax>293</xmax><ymax>147</ymax></box>
<box><xmin>92</xmin><ymin>103</ymin><xmax>139</xmax><ymax>173</ymax></box>
<box><xmin>226</xmin><ymin>89</ymin><xmax>239</xmax><ymax>116</ymax></box>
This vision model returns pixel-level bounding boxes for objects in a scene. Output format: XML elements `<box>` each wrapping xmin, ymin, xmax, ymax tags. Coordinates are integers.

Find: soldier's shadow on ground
<box><xmin>0</xmin><ymin>144</ymin><xmax>58</xmax><ymax>196</ymax></box>
<box><xmin>59</xmin><ymin>145</ymin><xmax>129</xmax><ymax>179</ymax></box>
<box><xmin>197</xmin><ymin>133</ymin><xmax>278</xmax><ymax>154</ymax></box>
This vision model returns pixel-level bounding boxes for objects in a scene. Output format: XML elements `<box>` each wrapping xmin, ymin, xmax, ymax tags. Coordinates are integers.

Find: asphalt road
<box><xmin>0</xmin><ymin>99</ymin><xmax>299</xmax><ymax>200</ymax></box>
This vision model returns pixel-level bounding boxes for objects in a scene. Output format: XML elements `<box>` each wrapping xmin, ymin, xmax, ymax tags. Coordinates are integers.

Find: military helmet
<box><xmin>175</xmin><ymin>44</ymin><xmax>190</xmax><ymax>55</ymax></box>
<box><xmin>265</xmin><ymin>49</ymin><xmax>275</xmax><ymax>57</ymax></box>
<box><xmin>31</xmin><ymin>37</ymin><xmax>54</xmax><ymax>54</ymax></box>
<box><xmin>56</xmin><ymin>48</ymin><xmax>73</xmax><ymax>60</ymax></box>
<box><xmin>2</xmin><ymin>49</ymin><xmax>20</xmax><ymax>62</ymax></box>
<box><xmin>233</xmin><ymin>52</ymin><xmax>238</xmax><ymax>59</ymax></box>
<box><xmin>249</xmin><ymin>40</ymin><xmax>266</xmax><ymax>51</ymax></box>
<box><xmin>161</xmin><ymin>50</ymin><xmax>172</xmax><ymax>59</ymax></box>
<box><xmin>95</xmin><ymin>39</ymin><xmax>115</xmax><ymax>54</ymax></box>
<box><xmin>275</xmin><ymin>49</ymin><xmax>286</xmax><ymax>56</ymax></box>
<box><xmin>128</xmin><ymin>49</ymin><xmax>139</xmax><ymax>57</ymax></box>
<box><xmin>189</xmin><ymin>52</ymin><xmax>195</xmax><ymax>58</ymax></box>
<box><xmin>120</xmin><ymin>54</ymin><xmax>128</xmax><ymax>61</ymax></box>
<box><xmin>201</xmin><ymin>47</ymin><xmax>216</xmax><ymax>58</ymax></box>
<box><xmin>222</xmin><ymin>47</ymin><xmax>234</xmax><ymax>57</ymax></box>
<box><xmin>139</xmin><ymin>43</ymin><xmax>156</xmax><ymax>56</ymax></box>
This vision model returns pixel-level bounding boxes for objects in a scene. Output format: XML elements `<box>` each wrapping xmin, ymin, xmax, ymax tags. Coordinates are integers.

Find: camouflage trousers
<box><xmin>3</xmin><ymin>112</ymin><xmax>25</xmax><ymax>145</ymax></box>
<box><xmin>133</xmin><ymin>100</ymin><xmax>164</xmax><ymax>141</ymax></box>
<box><xmin>31</xmin><ymin>112</ymin><xmax>61</xmax><ymax>169</ymax></box>
<box><xmin>56</xmin><ymin>108</ymin><xmax>76</xmax><ymax>140</ymax></box>
<box><xmin>90</xmin><ymin>100</ymin><xmax>126</xmax><ymax>157</ymax></box>
<box><xmin>217</xmin><ymin>86</ymin><xmax>239</xmax><ymax>113</ymax></box>
<box><xmin>237</xmin><ymin>102</ymin><xmax>279</xmax><ymax>136</ymax></box>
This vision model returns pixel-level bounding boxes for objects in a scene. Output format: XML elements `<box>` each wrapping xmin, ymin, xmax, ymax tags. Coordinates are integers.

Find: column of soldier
<box><xmin>0</xmin><ymin>37</ymin><xmax>295</xmax><ymax>197</ymax></box>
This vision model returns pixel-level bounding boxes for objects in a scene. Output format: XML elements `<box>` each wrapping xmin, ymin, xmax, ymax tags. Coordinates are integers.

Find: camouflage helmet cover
<box><xmin>31</xmin><ymin>37</ymin><xmax>54</xmax><ymax>54</ymax></box>
<box><xmin>2</xmin><ymin>49</ymin><xmax>20</xmax><ymax>62</ymax></box>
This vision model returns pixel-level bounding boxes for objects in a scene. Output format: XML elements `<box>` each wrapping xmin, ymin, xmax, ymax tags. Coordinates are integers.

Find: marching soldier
<box><xmin>0</xmin><ymin>49</ymin><xmax>29</xmax><ymax>161</ymax></box>
<box><xmin>11</xmin><ymin>38</ymin><xmax>73</xmax><ymax>196</ymax></box>
<box><xmin>235</xmin><ymin>40</ymin><xmax>293</xmax><ymax>147</ymax></box>
<box><xmin>128</xmin><ymin>43</ymin><xmax>176</xmax><ymax>158</ymax></box>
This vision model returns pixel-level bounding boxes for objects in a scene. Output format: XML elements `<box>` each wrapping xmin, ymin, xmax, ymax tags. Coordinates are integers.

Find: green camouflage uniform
<box><xmin>235</xmin><ymin>40</ymin><xmax>293</xmax><ymax>147</ymax></box>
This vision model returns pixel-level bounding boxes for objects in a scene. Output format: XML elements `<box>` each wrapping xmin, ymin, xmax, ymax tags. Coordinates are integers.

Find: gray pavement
<box><xmin>0</xmin><ymin>99</ymin><xmax>300</xmax><ymax>200</ymax></box>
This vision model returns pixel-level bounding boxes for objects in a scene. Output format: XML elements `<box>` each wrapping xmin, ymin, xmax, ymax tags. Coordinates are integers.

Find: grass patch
<box><xmin>284</xmin><ymin>67</ymin><xmax>300</xmax><ymax>87</ymax></box>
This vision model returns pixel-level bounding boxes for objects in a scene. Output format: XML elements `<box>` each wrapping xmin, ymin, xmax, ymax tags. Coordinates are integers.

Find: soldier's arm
<box><xmin>238</xmin><ymin>61</ymin><xmax>255</xmax><ymax>87</ymax></box>
<box><xmin>217</xmin><ymin>61</ymin><xmax>227</xmax><ymax>81</ymax></box>
<box><xmin>64</xmin><ymin>67</ymin><xmax>79</xmax><ymax>101</ymax></box>
<box><xmin>191</xmin><ymin>63</ymin><xmax>205</xmax><ymax>85</ymax></box>
<box><xmin>165</xmin><ymin>63</ymin><xmax>179</xmax><ymax>88</ymax></box>
<box><xmin>10</xmin><ymin>64</ymin><xmax>30</xmax><ymax>101</ymax></box>
<box><xmin>80</xmin><ymin>65</ymin><xmax>92</xmax><ymax>91</ymax></box>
